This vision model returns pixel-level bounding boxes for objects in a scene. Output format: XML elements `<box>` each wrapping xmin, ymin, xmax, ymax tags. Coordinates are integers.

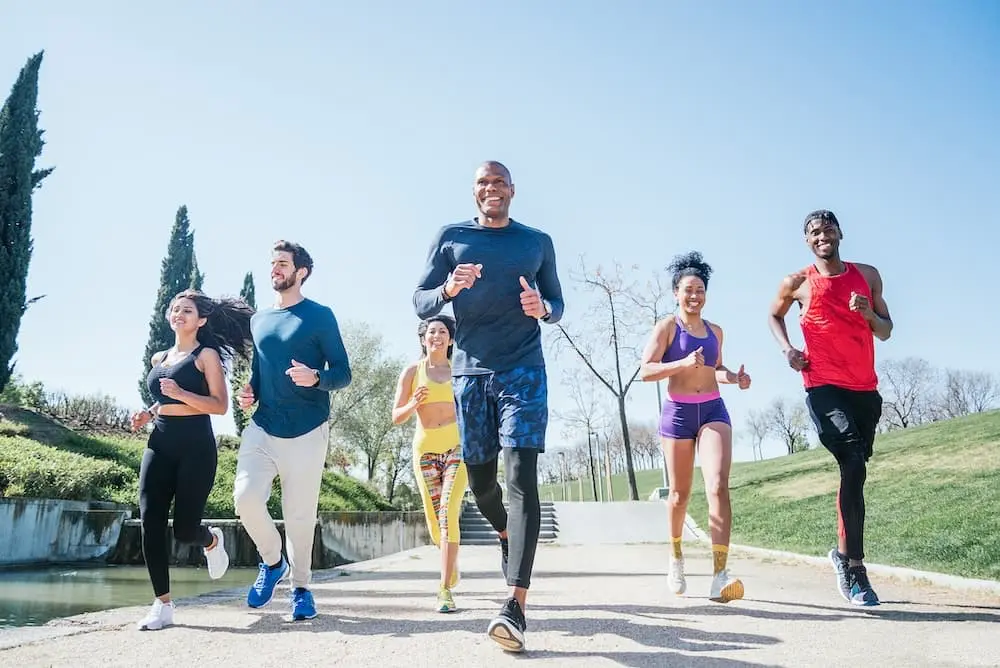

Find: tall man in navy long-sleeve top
<box><xmin>234</xmin><ymin>240</ymin><xmax>352</xmax><ymax>623</ymax></box>
<box><xmin>413</xmin><ymin>161</ymin><xmax>564</xmax><ymax>653</ymax></box>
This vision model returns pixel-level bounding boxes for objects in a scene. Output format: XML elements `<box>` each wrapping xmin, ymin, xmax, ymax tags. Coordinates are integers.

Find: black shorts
<box><xmin>805</xmin><ymin>385</ymin><xmax>883</xmax><ymax>462</ymax></box>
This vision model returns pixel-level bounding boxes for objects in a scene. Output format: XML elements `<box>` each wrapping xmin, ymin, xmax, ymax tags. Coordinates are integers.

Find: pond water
<box><xmin>0</xmin><ymin>564</ymin><xmax>257</xmax><ymax>628</ymax></box>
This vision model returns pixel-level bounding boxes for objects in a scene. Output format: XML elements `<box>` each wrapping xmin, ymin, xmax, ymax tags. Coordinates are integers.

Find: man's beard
<box><xmin>272</xmin><ymin>275</ymin><xmax>297</xmax><ymax>292</ymax></box>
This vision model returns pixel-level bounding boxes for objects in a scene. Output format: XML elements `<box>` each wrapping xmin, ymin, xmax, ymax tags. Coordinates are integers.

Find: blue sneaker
<box><xmin>291</xmin><ymin>587</ymin><xmax>317</xmax><ymax>620</ymax></box>
<box><xmin>247</xmin><ymin>558</ymin><xmax>288</xmax><ymax>608</ymax></box>
<box><xmin>848</xmin><ymin>565</ymin><xmax>880</xmax><ymax>607</ymax></box>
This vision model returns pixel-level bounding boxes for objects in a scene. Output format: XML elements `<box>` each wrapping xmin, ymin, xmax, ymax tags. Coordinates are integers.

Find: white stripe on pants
<box><xmin>233</xmin><ymin>420</ymin><xmax>329</xmax><ymax>589</ymax></box>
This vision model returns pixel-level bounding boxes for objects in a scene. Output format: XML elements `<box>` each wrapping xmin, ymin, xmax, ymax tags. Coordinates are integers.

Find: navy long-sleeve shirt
<box><xmin>413</xmin><ymin>219</ymin><xmax>565</xmax><ymax>375</ymax></box>
<box><xmin>249</xmin><ymin>298</ymin><xmax>352</xmax><ymax>438</ymax></box>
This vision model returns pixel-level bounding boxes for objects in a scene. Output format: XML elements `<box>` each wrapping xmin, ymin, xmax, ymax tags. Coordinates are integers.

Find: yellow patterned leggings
<box><xmin>414</xmin><ymin>445</ymin><xmax>468</xmax><ymax>545</ymax></box>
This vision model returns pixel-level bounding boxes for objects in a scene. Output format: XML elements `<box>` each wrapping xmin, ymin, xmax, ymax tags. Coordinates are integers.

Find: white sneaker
<box><xmin>709</xmin><ymin>569</ymin><xmax>745</xmax><ymax>603</ymax></box>
<box><xmin>137</xmin><ymin>599</ymin><xmax>174</xmax><ymax>631</ymax></box>
<box><xmin>204</xmin><ymin>527</ymin><xmax>229</xmax><ymax>579</ymax></box>
<box><xmin>667</xmin><ymin>556</ymin><xmax>687</xmax><ymax>595</ymax></box>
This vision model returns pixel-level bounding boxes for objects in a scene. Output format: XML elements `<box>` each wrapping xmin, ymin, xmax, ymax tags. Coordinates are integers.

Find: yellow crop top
<box><xmin>411</xmin><ymin>358</ymin><xmax>453</xmax><ymax>404</ymax></box>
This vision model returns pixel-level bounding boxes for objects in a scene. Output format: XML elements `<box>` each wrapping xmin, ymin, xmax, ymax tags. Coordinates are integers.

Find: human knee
<box><xmin>669</xmin><ymin>486</ymin><xmax>692</xmax><ymax>507</ymax></box>
<box><xmin>467</xmin><ymin>463</ymin><xmax>499</xmax><ymax>499</ymax></box>
<box><xmin>233</xmin><ymin>483</ymin><xmax>267</xmax><ymax>517</ymax></box>
<box><xmin>704</xmin><ymin>477</ymin><xmax>729</xmax><ymax>501</ymax></box>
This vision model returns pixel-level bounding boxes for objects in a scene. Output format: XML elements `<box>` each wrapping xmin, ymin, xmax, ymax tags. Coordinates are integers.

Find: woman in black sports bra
<box><xmin>129</xmin><ymin>289</ymin><xmax>254</xmax><ymax>631</ymax></box>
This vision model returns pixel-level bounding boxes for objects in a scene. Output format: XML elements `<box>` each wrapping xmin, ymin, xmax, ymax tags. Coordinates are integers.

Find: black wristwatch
<box><xmin>441</xmin><ymin>284</ymin><xmax>453</xmax><ymax>303</ymax></box>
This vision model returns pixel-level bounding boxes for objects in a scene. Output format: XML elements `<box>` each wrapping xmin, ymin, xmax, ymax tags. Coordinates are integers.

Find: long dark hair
<box><xmin>417</xmin><ymin>315</ymin><xmax>456</xmax><ymax>360</ymax></box>
<box><xmin>170</xmin><ymin>289</ymin><xmax>255</xmax><ymax>368</ymax></box>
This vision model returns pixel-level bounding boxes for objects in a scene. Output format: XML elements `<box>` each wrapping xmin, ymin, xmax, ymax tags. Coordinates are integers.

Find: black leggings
<box><xmin>466</xmin><ymin>448</ymin><xmax>540</xmax><ymax>589</ymax></box>
<box><xmin>805</xmin><ymin>385</ymin><xmax>883</xmax><ymax>561</ymax></box>
<box><xmin>139</xmin><ymin>415</ymin><xmax>218</xmax><ymax>597</ymax></box>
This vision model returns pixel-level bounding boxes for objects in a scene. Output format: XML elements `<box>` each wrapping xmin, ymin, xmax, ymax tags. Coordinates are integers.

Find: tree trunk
<box><xmin>618</xmin><ymin>396</ymin><xmax>639</xmax><ymax>500</ymax></box>
<box><xmin>586</xmin><ymin>430</ymin><xmax>598</xmax><ymax>501</ymax></box>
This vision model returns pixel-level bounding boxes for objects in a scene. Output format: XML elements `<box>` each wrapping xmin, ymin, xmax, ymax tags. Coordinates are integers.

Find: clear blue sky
<box><xmin>3</xmin><ymin>1</ymin><xmax>998</xmax><ymax>462</ymax></box>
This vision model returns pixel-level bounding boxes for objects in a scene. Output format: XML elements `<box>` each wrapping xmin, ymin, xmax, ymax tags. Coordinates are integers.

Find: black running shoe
<box><xmin>499</xmin><ymin>536</ymin><xmax>509</xmax><ymax>581</ymax></box>
<box><xmin>487</xmin><ymin>596</ymin><xmax>526</xmax><ymax>652</ymax></box>
<box><xmin>847</xmin><ymin>565</ymin><xmax>880</xmax><ymax>607</ymax></box>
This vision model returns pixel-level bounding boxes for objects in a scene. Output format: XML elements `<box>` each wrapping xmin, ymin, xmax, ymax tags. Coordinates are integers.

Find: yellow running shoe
<box><xmin>437</xmin><ymin>586</ymin><xmax>456</xmax><ymax>613</ymax></box>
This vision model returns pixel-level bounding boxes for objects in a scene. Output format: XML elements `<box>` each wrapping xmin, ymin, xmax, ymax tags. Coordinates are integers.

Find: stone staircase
<box><xmin>459</xmin><ymin>498</ymin><xmax>559</xmax><ymax>545</ymax></box>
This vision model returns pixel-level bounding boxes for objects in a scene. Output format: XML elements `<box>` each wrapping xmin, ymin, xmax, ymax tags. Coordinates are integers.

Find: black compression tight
<box><xmin>139</xmin><ymin>415</ymin><xmax>217</xmax><ymax>597</ymax></box>
<box><xmin>466</xmin><ymin>448</ymin><xmax>540</xmax><ymax>589</ymax></box>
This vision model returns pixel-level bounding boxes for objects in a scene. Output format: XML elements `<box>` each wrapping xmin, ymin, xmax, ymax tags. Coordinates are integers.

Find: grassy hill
<box><xmin>541</xmin><ymin>411</ymin><xmax>1000</xmax><ymax>581</ymax></box>
<box><xmin>0</xmin><ymin>404</ymin><xmax>394</xmax><ymax>516</ymax></box>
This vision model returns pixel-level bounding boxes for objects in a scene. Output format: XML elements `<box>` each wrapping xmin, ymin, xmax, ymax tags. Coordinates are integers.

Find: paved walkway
<box><xmin>2</xmin><ymin>543</ymin><xmax>998</xmax><ymax>667</ymax></box>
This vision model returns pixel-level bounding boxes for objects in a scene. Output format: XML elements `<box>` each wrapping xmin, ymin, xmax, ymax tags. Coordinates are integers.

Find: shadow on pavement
<box><xmin>178</xmin><ymin>604</ymin><xmax>782</xmax><ymax>666</ymax></box>
<box><xmin>751</xmin><ymin>598</ymin><xmax>1000</xmax><ymax>624</ymax></box>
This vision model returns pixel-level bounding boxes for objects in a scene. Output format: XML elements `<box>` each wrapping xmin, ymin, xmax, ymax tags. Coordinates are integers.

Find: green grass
<box><xmin>0</xmin><ymin>405</ymin><xmax>394</xmax><ymax>516</ymax></box>
<box><xmin>542</xmin><ymin>411</ymin><xmax>1000</xmax><ymax>581</ymax></box>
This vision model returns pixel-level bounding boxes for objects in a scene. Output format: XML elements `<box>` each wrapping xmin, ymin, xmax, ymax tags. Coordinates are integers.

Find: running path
<box><xmin>2</xmin><ymin>543</ymin><xmax>998</xmax><ymax>667</ymax></box>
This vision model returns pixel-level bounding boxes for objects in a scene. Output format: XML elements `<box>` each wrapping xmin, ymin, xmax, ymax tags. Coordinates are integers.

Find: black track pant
<box><xmin>139</xmin><ymin>415</ymin><xmax>217</xmax><ymax>597</ymax></box>
<box><xmin>806</xmin><ymin>385</ymin><xmax>883</xmax><ymax>561</ymax></box>
<box><xmin>466</xmin><ymin>448</ymin><xmax>540</xmax><ymax>589</ymax></box>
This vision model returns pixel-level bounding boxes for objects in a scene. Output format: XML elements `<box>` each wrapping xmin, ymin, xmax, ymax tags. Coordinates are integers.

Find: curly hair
<box><xmin>417</xmin><ymin>315</ymin><xmax>456</xmax><ymax>359</ymax></box>
<box><xmin>169</xmin><ymin>290</ymin><xmax>255</xmax><ymax>368</ymax></box>
<box><xmin>667</xmin><ymin>251</ymin><xmax>713</xmax><ymax>291</ymax></box>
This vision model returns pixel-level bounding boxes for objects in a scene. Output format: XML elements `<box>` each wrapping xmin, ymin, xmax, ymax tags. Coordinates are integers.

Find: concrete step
<box><xmin>461</xmin><ymin>534</ymin><xmax>558</xmax><ymax>545</ymax></box>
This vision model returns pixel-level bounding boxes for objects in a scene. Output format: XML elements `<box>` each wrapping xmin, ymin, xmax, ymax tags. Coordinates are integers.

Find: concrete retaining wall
<box><xmin>107</xmin><ymin>511</ymin><xmax>433</xmax><ymax>569</ymax></box>
<box><xmin>0</xmin><ymin>498</ymin><xmax>133</xmax><ymax>567</ymax></box>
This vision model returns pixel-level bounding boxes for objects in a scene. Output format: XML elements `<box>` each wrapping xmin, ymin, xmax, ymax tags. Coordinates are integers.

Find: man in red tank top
<box><xmin>768</xmin><ymin>209</ymin><xmax>893</xmax><ymax>608</ymax></box>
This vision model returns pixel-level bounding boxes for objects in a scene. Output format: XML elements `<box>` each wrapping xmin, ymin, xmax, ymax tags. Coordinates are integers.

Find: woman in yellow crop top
<box><xmin>391</xmin><ymin>314</ymin><xmax>467</xmax><ymax>613</ymax></box>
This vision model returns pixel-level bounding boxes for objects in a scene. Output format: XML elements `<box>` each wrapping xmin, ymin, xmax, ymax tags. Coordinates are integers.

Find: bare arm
<box><xmin>860</xmin><ymin>264</ymin><xmax>893</xmax><ymax>341</ymax></box>
<box><xmin>391</xmin><ymin>364</ymin><xmax>420</xmax><ymax>425</ymax></box>
<box><xmin>768</xmin><ymin>273</ymin><xmax>804</xmax><ymax>352</ymax></box>
<box><xmin>639</xmin><ymin>319</ymin><xmax>691</xmax><ymax>382</ymax></box>
<box><xmin>174</xmin><ymin>348</ymin><xmax>229</xmax><ymax>415</ymax></box>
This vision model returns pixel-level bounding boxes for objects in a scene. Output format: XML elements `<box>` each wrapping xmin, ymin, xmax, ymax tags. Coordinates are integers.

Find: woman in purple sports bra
<box><xmin>639</xmin><ymin>251</ymin><xmax>752</xmax><ymax>604</ymax></box>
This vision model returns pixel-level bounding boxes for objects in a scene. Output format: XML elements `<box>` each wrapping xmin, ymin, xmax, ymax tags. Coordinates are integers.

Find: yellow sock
<box><xmin>671</xmin><ymin>537</ymin><xmax>683</xmax><ymax>560</ymax></box>
<box><xmin>712</xmin><ymin>544</ymin><xmax>729</xmax><ymax>574</ymax></box>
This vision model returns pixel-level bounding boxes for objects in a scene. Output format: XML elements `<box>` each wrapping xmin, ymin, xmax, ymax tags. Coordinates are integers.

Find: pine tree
<box><xmin>230</xmin><ymin>271</ymin><xmax>257</xmax><ymax>435</ymax></box>
<box><xmin>138</xmin><ymin>205</ymin><xmax>203</xmax><ymax>405</ymax></box>
<box><xmin>0</xmin><ymin>51</ymin><xmax>53</xmax><ymax>393</ymax></box>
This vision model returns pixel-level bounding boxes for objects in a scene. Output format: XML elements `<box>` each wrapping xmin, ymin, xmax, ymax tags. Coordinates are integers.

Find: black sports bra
<box><xmin>145</xmin><ymin>345</ymin><xmax>210</xmax><ymax>405</ymax></box>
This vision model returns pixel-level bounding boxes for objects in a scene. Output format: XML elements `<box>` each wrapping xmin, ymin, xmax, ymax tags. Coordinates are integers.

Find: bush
<box><xmin>0</xmin><ymin>436</ymin><xmax>136</xmax><ymax>500</ymax></box>
<box><xmin>216</xmin><ymin>434</ymin><xmax>241</xmax><ymax>450</ymax></box>
<box><xmin>0</xmin><ymin>408</ymin><xmax>398</xmax><ymax>515</ymax></box>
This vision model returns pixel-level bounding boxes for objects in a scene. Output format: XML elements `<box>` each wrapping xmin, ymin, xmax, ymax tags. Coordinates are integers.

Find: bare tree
<box><xmin>878</xmin><ymin>357</ymin><xmax>937</xmax><ymax>430</ymax></box>
<box><xmin>939</xmin><ymin>369</ymin><xmax>1000</xmax><ymax>418</ymax></box>
<box><xmin>382</xmin><ymin>419</ymin><xmax>415</xmax><ymax>503</ymax></box>
<box><xmin>745</xmin><ymin>408</ymin><xmax>771</xmax><ymax>461</ymax></box>
<box><xmin>553</xmin><ymin>369</ymin><xmax>606</xmax><ymax>501</ymax></box>
<box><xmin>551</xmin><ymin>258</ymin><xmax>660</xmax><ymax>500</ymax></box>
<box><xmin>629</xmin><ymin>420</ymin><xmax>660</xmax><ymax>470</ymax></box>
<box><xmin>767</xmin><ymin>397</ymin><xmax>809</xmax><ymax>455</ymax></box>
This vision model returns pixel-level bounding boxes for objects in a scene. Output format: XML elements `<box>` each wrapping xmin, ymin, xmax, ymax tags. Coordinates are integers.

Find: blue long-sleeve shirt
<box><xmin>249</xmin><ymin>298</ymin><xmax>352</xmax><ymax>438</ymax></box>
<box><xmin>413</xmin><ymin>219</ymin><xmax>565</xmax><ymax>375</ymax></box>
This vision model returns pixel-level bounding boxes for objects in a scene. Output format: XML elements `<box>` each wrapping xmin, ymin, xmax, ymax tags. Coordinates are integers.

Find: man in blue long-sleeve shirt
<box><xmin>234</xmin><ymin>240</ymin><xmax>352</xmax><ymax>622</ymax></box>
<box><xmin>413</xmin><ymin>161</ymin><xmax>564</xmax><ymax>653</ymax></box>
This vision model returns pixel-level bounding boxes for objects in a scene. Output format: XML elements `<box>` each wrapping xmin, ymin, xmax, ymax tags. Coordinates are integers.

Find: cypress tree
<box><xmin>0</xmin><ymin>51</ymin><xmax>54</xmax><ymax>393</ymax></box>
<box><xmin>230</xmin><ymin>271</ymin><xmax>257</xmax><ymax>434</ymax></box>
<box><xmin>138</xmin><ymin>205</ymin><xmax>203</xmax><ymax>405</ymax></box>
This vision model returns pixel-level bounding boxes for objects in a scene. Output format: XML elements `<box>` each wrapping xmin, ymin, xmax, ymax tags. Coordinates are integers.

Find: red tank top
<box><xmin>800</xmin><ymin>262</ymin><xmax>878</xmax><ymax>391</ymax></box>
